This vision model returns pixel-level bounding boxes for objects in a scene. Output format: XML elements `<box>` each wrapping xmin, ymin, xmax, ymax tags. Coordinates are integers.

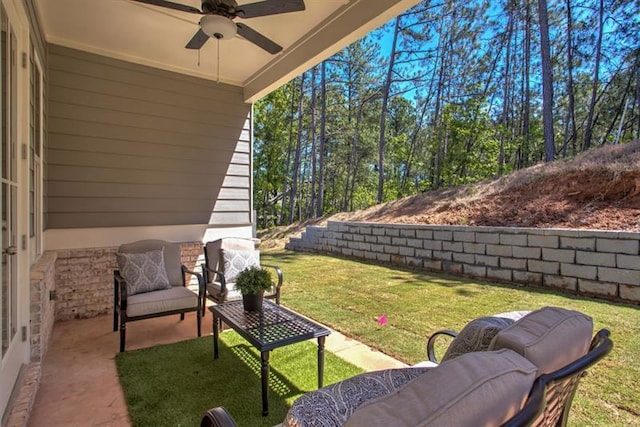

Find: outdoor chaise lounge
<box><xmin>200</xmin><ymin>306</ymin><xmax>612</xmax><ymax>427</ymax></box>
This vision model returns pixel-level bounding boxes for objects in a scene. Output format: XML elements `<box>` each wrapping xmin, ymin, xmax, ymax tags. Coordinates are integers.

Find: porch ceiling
<box><xmin>34</xmin><ymin>0</ymin><xmax>421</xmax><ymax>102</ymax></box>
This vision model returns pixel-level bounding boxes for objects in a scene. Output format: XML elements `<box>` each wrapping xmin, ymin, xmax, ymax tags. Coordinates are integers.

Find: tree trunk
<box><xmin>538</xmin><ymin>0</ymin><xmax>555</xmax><ymax>162</ymax></box>
<box><xmin>562</xmin><ymin>0</ymin><xmax>577</xmax><ymax>157</ymax></box>
<box><xmin>317</xmin><ymin>60</ymin><xmax>326</xmax><ymax>217</ymax></box>
<box><xmin>377</xmin><ymin>16</ymin><xmax>401</xmax><ymax>203</ymax></box>
<box><xmin>288</xmin><ymin>72</ymin><xmax>306</xmax><ymax>223</ymax></box>
<box><xmin>582</xmin><ymin>0</ymin><xmax>604</xmax><ymax>151</ymax></box>
<box><xmin>279</xmin><ymin>82</ymin><xmax>297</xmax><ymax>224</ymax></box>
<box><xmin>308</xmin><ymin>66</ymin><xmax>318</xmax><ymax>218</ymax></box>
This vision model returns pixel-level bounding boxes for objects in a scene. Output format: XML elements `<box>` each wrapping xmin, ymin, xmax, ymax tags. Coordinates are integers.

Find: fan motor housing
<box><xmin>202</xmin><ymin>0</ymin><xmax>238</xmax><ymax>17</ymax></box>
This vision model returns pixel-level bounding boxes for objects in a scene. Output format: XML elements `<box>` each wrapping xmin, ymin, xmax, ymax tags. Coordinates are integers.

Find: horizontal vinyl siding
<box><xmin>47</xmin><ymin>44</ymin><xmax>251</xmax><ymax>228</ymax></box>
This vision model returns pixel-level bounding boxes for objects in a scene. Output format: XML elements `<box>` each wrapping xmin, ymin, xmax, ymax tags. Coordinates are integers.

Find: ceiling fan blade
<box><xmin>129</xmin><ymin>0</ymin><xmax>202</xmax><ymax>14</ymax></box>
<box><xmin>236</xmin><ymin>23</ymin><xmax>282</xmax><ymax>54</ymax></box>
<box><xmin>185</xmin><ymin>29</ymin><xmax>210</xmax><ymax>49</ymax></box>
<box><xmin>236</xmin><ymin>0</ymin><xmax>305</xmax><ymax>19</ymax></box>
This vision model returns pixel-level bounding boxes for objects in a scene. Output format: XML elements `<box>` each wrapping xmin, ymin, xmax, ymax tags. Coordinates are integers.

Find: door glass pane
<box><xmin>1</xmin><ymin>8</ymin><xmax>6</xmax><ymax>181</ymax></box>
<box><xmin>2</xmin><ymin>183</ymin><xmax>8</xmax><ymax>355</ymax></box>
<box><xmin>1</xmin><ymin>5</ymin><xmax>17</xmax><ymax>357</ymax></box>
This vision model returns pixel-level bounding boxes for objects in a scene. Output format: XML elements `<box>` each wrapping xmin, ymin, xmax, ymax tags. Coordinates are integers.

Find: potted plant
<box><xmin>235</xmin><ymin>266</ymin><xmax>273</xmax><ymax>311</ymax></box>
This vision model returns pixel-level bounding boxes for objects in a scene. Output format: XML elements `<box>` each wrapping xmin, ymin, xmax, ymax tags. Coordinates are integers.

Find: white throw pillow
<box><xmin>221</xmin><ymin>248</ymin><xmax>260</xmax><ymax>282</ymax></box>
<box><xmin>116</xmin><ymin>248</ymin><xmax>172</xmax><ymax>296</ymax></box>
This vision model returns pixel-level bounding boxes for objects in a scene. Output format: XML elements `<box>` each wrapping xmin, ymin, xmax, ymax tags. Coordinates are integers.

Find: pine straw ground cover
<box><xmin>262</xmin><ymin>250</ymin><xmax>640</xmax><ymax>426</ymax></box>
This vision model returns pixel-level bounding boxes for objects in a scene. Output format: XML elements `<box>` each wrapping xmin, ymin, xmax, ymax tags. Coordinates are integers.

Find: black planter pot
<box><xmin>242</xmin><ymin>291</ymin><xmax>264</xmax><ymax>312</ymax></box>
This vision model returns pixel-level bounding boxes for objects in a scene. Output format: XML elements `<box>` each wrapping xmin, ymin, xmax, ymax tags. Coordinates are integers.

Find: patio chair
<box><xmin>113</xmin><ymin>239</ymin><xmax>205</xmax><ymax>352</ymax></box>
<box><xmin>425</xmin><ymin>307</ymin><xmax>613</xmax><ymax>427</ymax></box>
<box><xmin>201</xmin><ymin>237</ymin><xmax>283</xmax><ymax>313</ymax></box>
<box><xmin>198</xmin><ymin>307</ymin><xmax>612</xmax><ymax>427</ymax></box>
<box><xmin>199</xmin><ymin>350</ymin><xmax>545</xmax><ymax>427</ymax></box>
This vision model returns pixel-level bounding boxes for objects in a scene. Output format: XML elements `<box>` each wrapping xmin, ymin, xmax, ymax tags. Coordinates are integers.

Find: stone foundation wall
<box><xmin>287</xmin><ymin>221</ymin><xmax>640</xmax><ymax>303</ymax></box>
<box><xmin>29</xmin><ymin>252</ymin><xmax>57</xmax><ymax>362</ymax></box>
<box><xmin>53</xmin><ymin>242</ymin><xmax>205</xmax><ymax>321</ymax></box>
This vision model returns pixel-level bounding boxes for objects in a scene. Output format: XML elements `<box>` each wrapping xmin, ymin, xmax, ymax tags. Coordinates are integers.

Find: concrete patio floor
<box><xmin>27</xmin><ymin>309</ymin><xmax>407</xmax><ymax>426</ymax></box>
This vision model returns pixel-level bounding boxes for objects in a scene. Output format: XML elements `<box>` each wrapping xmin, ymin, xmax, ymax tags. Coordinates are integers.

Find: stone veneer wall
<box><xmin>29</xmin><ymin>251</ymin><xmax>57</xmax><ymax>362</ymax></box>
<box><xmin>287</xmin><ymin>221</ymin><xmax>640</xmax><ymax>303</ymax></box>
<box><xmin>53</xmin><ymin>242</ymin><xmax>204</xmax><ymax>321</ymax></box>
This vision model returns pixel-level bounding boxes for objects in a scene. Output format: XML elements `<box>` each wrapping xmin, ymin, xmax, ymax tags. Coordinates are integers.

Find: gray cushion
<box><xmin>442</xmin><ymin>315</ymin><xmax>521</xmax><ymax>362</ymax></box>
<box><xmin>490</xmin><ymin>306</ymin><xmax>593</xmax><ymax>374</ymax></box>
<box><xmin>206</xmin><ymin>282</ymin><xmax>243</xmax><ymax>301</ymax></box>
<box><xmin>116</xmin><ymin>249</ymin><xmax>171</xmax><ymax>296</ymax></box>
<box><xmin>126</xmin><ymin>286</ymin><xmax>198</xmax><ymax>317</ymax></box>
<box><xmin>284</xmin><ymin>368</ymin><xmax>431</xmax><ymax>427</ymax></box>
<box><xmin>221</xmin><ymin>248</ymin><xmax>260</xmax><ymax>283</ymax></box>
<box><xmin>344</xmin><ymin>349</ymin><xmax>537</xmax><ymax>427</ymax></box>
<box><xmin>118</xmin><ymin>239</ymin><xmax>183</xmax><ymax>286</ymax></box>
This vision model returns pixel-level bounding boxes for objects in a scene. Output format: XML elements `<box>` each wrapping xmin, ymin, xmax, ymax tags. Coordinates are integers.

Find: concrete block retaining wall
<box><xmin>286</xmin><ymin>221</ymin><xmax>640</xmax><ymax>303</ymax></box>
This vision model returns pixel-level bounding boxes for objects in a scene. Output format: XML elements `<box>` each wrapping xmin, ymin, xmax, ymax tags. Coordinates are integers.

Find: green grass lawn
<box><xmin>262</xmin><ymin>250</ymin><xmax>640</xmax><ymax>426</ymax></box>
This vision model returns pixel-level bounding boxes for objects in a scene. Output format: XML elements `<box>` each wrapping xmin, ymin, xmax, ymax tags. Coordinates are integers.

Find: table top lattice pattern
<box><xmin>212</xmin><ymin>300</ymin><xmax>330</xmax><ymax>351</ymax></box>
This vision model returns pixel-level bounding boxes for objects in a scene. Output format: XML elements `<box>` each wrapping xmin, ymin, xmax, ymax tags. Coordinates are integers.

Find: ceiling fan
<box><xmin>130</xmin><ymin>0</ymin><xmax>306</xmax><ymax>54</ymax></box>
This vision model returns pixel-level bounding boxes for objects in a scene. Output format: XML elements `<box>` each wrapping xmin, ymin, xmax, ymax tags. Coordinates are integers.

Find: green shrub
<box><xmin>235</xmin><ymin>266</ymin><xmax>273</xmax><ymax>295</ymax></box>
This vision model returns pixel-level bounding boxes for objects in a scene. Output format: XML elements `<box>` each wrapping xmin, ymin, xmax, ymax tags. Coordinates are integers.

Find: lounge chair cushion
<box><xmin>221</xmin><ymin>248</ymin><xmax>260</xmax><ymax>282</ymax></box>
<box><xmin>489</xmin><ymin>306</ymin><xmax>593</xmax><ymax>374</ymax></box>
<box><xmin>284</xmin><ymin>368</ymin><xmax>431</xmax><ymax>427</ymax></box>
<box><xmin>116</xmin><ymin>249</ymin><xmax>172</xmax><ymax>295</ymax></box>
<box><xmin>126</xmin><ymin>286</ymin><xmax>198</xmax><ymax>317</ymax></box>
<box><xmin>206</xmin><ymin>282</ymin><xmax>243</xmax><ymax>301</ymax></box>
<box><xmin>442</xmin><ymin>314</ymin><xmax>525</xmax><ymax>362</ymax></box>
<box><xmin>344</xmin><ymin>349</ymin><xmax>537</xmax><ymax>427</ymax></box>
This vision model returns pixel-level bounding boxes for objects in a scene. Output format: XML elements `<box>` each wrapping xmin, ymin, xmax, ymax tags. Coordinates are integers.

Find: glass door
<box><xmin>0</xmin><ymin>0</ymin><xmax>27</xmax><ymax>416</ymax></box>
<box><xmin>1</xmin><ymin>2</ymin><xmax>18</xmax><ymax>361</ymax></box>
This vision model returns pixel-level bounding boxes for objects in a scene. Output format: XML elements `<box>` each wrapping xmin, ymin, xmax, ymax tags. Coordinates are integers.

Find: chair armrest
<box><xmin>427</xmin><ymin>329</ymin><xmax>458</xmax><ymax>364</ymax></box>
<box><xmin>200</xmin><ymin>407</ymin><xmax>237</xmax><ymax>427</ymax></box>
<box><xmin>201</xmin><ymin>263</ymin><xmax>227</xmax><ymax>293</ymax></box>
<box><xmin>114</xmin><ymin>270</ymin><xmax>128</xmax><ymax>308</ymax></box>
<box><xmin>261</xmin><ymin>263</ymin><xmax>283</xmax><ymax>287</ymax></box>
<box><xmin>182</xmin><ymin>265</ymin><xmax>205</xmax><ymax>297</ymax></box>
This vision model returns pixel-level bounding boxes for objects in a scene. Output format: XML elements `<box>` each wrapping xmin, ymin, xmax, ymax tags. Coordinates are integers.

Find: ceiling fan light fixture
<box><xmin>200</xmin><ymin>14</ymin><xmax>237</xmax><ymax>39</ymax></box>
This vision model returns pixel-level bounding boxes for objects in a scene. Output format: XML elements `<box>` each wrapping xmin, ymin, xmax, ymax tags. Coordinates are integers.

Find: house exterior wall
<box><xmin>46</xmin><ymin>44</ymin><xmax>252</xmax><ymax>230</ymax></box>
<box><xmin>288</xmin><ymin>221</ymin><xmax>640</xmax><ymax>303</ymax></box>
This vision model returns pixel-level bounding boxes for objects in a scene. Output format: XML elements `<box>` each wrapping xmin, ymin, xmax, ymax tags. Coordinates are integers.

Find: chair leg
<box><xmin>197</xmin><ymin>310</ymin><xmax>202</xmax><ymax>337</ymax></box>
<box><xmin>120</xmin><ymin>322</ymin><xmax>126</xmax><ymax>352</ymax></box>
<box><xmin>180</xmin><ymin>313</ymin><xmax>185</xmax><ymax>321</ymax></box>
<box><xmin>113</xmin><ymin>307</ymin><xmax>118</xmax><ymax>332</ymax></box>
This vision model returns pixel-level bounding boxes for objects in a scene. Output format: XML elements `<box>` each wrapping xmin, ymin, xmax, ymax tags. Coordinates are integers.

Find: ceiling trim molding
<box><xmin>45</xmin><ymin>35</ymin><xmax>245</xmax><ymax>86</ymax></box>
<box><xmin>242</xmin><ymin>0</ymin><xmax>422</xmax><ymax>103</ymax></box>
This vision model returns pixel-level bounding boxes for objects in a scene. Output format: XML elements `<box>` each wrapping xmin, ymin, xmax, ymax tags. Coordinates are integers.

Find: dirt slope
<box><xmin>260</xmin><ymin>142</ymin><xmax>640</xmax><ymax>248</ymax></box>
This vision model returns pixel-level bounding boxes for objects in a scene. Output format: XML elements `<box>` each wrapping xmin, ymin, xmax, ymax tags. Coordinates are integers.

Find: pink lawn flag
<box><xmin>377</xmin><ymin>314</ymin><xmax>387</xmax><ymax>326</ymax></box>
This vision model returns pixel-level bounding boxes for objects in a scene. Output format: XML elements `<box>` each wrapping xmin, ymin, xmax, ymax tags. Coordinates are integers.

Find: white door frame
<box><xmin>0</xmin><ymin>0</ymin><xmax>30</xmax><ymax>419</ymax></box>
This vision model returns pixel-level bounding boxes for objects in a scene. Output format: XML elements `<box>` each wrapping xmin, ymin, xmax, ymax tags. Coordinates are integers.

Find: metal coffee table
<box><xmin>210</xmin><ymin>300</ymin><xmax>331</xmax><ymax>416</ymax></box>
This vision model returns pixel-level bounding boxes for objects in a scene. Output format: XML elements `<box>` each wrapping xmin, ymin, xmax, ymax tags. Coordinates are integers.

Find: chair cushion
<box><xmin>284</xmin><ymin>368</ymin><xmax>431</xmax><ymax>427</ymax></box>
<box><xmin>116</xmin><ymin>249</ymin><xmax>172</xmax><ymax>296</ymax></box>
<box><xmin>344</xmin><ymin>349</ymin><xmax>537</xmax><ymax>427</ymax></box>
<box><xmin>126</xmin><ymin>286</ymin><xmax>198</xmax><ymax>317</ymax></box>
<box><xmin>489</xmin><ymin>306</ymin><xmax>593</xmax><ymax>374</ymax></box>
<box><xmin>442</xmin><ymin>315</ymin><xmax>522</xmax><ymax>362</ymax></box>
<box><xmin>221</xmin><ymin>248</ymin><xmax>260</xmax><ymax>283</ymax></box>
<box><xmin>118</xmin><ymin>239</ymin><xmax>184</xmax><ymax>286</ymax></box>
<box><xmin>206</xmin><ymin>282</ymin><xmax>243</xmax><ymax>301</ymax></box>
